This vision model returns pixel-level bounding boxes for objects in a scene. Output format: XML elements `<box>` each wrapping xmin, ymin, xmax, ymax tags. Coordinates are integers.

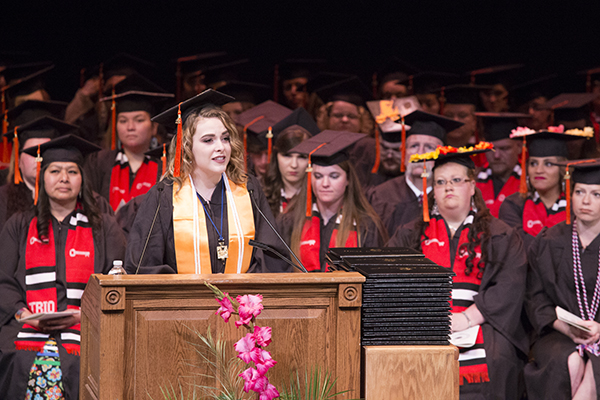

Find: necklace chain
<box><xmin>572</xmin><ymin>220</ymin><xmax>600</xmax><ymax>321</ymax></box>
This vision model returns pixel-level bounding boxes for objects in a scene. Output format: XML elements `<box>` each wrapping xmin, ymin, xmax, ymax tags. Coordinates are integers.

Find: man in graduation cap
<box><xmin>2</xmin><ymin>62</ymin><xmax>54</xmax><ymax>108</ymax></box>
<box><xmin>469</xmin><ymin>64</ymin><xmax>523</xmax><ymax>113</ymax></box>
<box><xmin>84</xmin><ymin>73</ymin><xmax>173</xmax><ymax>212</ymax></box>
<box><xmin>236</xmin><ymin>100</ymin><xmax>293</xmax><ymax>182</ymax></box>
<box><xmin>441</xmin><ymin>84</ymin><xmax>490</xmax><ymax>147</ymax></box>
<box><xmin>277</xmin><ymin>59</ymin><xmax>328</xmax><ymax>110</ymax></box>
<box><xmin>475</xmin><ymin>112</ymin><xmax>528</xmax><ymax>217</ymax></box>
<box><xmin>218</xmin><ymin>80</ymin><xmax>271</xmax><ymax>120</ymax></box>
<box><xmin>375</xmin><ymin>110</ymin><xmax>464</xmax><ymax>235</ymax></box>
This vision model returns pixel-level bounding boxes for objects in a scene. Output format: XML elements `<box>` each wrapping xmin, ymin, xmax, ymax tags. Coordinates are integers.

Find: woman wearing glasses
<box><xmin>388</xmin><ymin>143</ymin><xmax>528</xmax><ymax>400</ymax></box>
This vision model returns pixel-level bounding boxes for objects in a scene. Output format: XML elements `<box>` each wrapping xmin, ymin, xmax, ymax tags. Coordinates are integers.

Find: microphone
<box><xmin>135</xmin><ymin>186</ymin><xmax>163</xmax><ymax>274</ymax></box>
<box><xmin>249</xmin><ymin>239</ymin><xmax>307</xmax><ymax>273</ymax></box>
<box><xmin>248</xmin><ymin>189</ymin><xmax>308</xmax><ymax>273</ymax></box>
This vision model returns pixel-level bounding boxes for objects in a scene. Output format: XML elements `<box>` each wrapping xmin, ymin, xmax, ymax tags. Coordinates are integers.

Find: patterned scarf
<box><xmin>109</xmin><ymin>151</ymin><xmax>158</xmax><ymax>211</ymax></box>
<box><xmin>16</xmin><ymin>211</ymin><xmax>95</xmax><ymax>355</ymax></box>
<box><xmin>421</xmin><ymin>212</ymin><xmax>489</xmax><ymax>385</ymax></box>
<box><xmin>300</xmin><ymin>204</ymin><xmax>358</xmax><ymax>272</ymax></box>
<box><xmin>476</xmin><ymin>164</ymin><xmax>521</xmax><ymax>218</ymax></box>
<box><xmin>522</xmin><ymin>191</ymin><xmax>566</xmax><ymax>236</ymax></box>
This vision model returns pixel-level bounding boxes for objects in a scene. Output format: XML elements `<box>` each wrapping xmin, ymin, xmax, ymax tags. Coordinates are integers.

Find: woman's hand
<box><xmin>554</xmin><ymin>319</ymin><xmax>600</xmax><ymax>345</ymax></box>
<box><xmin>18</xmin><ymin>309</ymin><xmax>81</xmax><ymax>334</ymax></box>
<box><xmin>451</xmin><ymin>305</ymin><xmax>485</xmax><ymax>333</ymax></box>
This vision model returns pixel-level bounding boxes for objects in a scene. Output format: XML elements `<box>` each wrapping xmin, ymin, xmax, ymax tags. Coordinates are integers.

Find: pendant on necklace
<box><xmin>217</xmin><ymin>239</ymin><xmax>228</xmax><ymax>260</ymax></box>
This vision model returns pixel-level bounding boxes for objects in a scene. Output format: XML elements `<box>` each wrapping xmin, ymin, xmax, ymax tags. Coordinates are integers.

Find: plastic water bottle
<box><xmin>108</xmin><ymin>260</ymin><xmax>127</xmax><ymax>275</ymax></box>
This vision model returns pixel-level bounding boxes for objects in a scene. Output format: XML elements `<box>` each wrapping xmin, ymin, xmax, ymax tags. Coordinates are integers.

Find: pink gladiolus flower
<box><xmin>259</xmin><ymin>383</ymin><xmax>280</xmax><ymax>400</ymax></box>
<box><xmin>239</xmin><ymin>368</ymin><xmax>260</xmax><ymax>393</ymax></box>
<box><xmin>251</xmin><ymin>348</ymin><xmax>277</xmax><ymax>375</ymax></box>
<box><xmin>215</xmin><ymin>294</ymin><xmax>235</xmax><ymax>323</ymax></box>
<box><xmin>234</xmin><ymin>333</ymin><xmax>256</xmax><ymax>363</ymax></box>
<box><xmin>237</xmin><ymin>294</ymin><xmax>264</xmax><ymax>325</ymax></box>
<box><xmin>253</xmin><ymin>326</ymin><xmax>272</xmax><ymax>347</ymax></box>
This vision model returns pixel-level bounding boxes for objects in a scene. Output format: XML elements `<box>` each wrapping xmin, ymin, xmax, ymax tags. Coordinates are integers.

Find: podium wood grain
<box><xmin>80</xmin><ymin>272</ymin><xmax>364</xmax><ymax>400</ymax></box>
<box><xmin>364</xmin><ymin>345</ymin><xmax>459</xmax><ymax>400</ymax></box>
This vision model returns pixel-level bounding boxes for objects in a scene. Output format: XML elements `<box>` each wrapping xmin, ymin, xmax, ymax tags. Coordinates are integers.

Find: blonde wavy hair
<box><xmin>166</xmin><ymin>105</ymin><xmax>247</xmax><ymax>192</ymax></box>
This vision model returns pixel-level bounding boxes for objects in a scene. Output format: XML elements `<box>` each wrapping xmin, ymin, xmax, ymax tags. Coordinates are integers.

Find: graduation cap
<box><xmin>476</xmin><ymin>112</ymin><xmax>531</xmax><ymax>142</ymax></box>
<box><xmin>175</xmin><ymin>51</ymin><xmax>228</xmax><ymax>101</ymax></box>
<box><xmin>236</xmin><ymin>100</ymin><xmax>292</xmax><ymax>165</ymax></box>
<box><xmin>7</xmin><ymin>116</ymin><xmax>79</xmax><ymax>185</ymax></box>
<box><xmin>468</xmin><ymin>64</ymin><xmax>524</xmax><ymax>87</ymax></box>
<box><xmin>288</xmin><ymin>130</ymin><xmax>365</xmax><ymax>216</ymax></box>
<box><xmin>98</xmin><ymin>73</ymin><xmax>174</xmax><ymax>150</ymax></box>
<box><xmin>407</xmin><ymin>71</ymin><xmax>459</xmax><ymax>95</ymax></box>
<box><xmin>313</xmin><ymin>75</ymin><xmax>372</xmax><ymax>107</ymax></box>
<box><xmin>271</xmin><ymin>107</ymin><xmax>320</xmax><ymax>137</ymax></box>
<box><xmin>409</xmin><ymin>141</ymin><xmax>494</xmax><ymax>221</ymax></box>
<box><xmin>579</xmin><ymin>67</ymin><xmax>600</xmax><ymax>93</ymax></box>
<box><xmin>217</xmin><ymin>80</ymin><xmax>271</xmax><ymax>105</ymax></box>
<box><xmin>3</xmin><ymin>63</ymin><xmax>54</xmax><ymax>100</ymax></box>
<box><xmin>4</xmin><ymin>100</ymin><xmax>67</xmax><ymax>126</ymax></box>
<box><xmin>373</xmin><ymin>57</ymin><xmax>421</xmax><ymax>98</ymax></box>
<box><xmin>204</xmin><ymin>58</ymin><xmax>250</xmax><ymax>88</ymax></box>
<box><xmin>22</xmin><ymin>133</ymin><xmax>101</xmax><ymax>205</ymax></box>
<box><xmin>441</xmin><ymin>84</ymin><xmax>491</xmax><ymax>108</ymax></box>
<box><xmin>403</xmin><ymin>110</ymin><xmax>464</xmax><ymax>142</ymax></box>
<box><xmin>85</xmin><ymin>53</ymin><xmax>156</xmax><ymax>81</ymax></box>
<box><xmin>511</xmin><ymin>74</ymin><xmax>559</xmax><ymax>111</ymax></box>
<box><xmin>151</xmin><ymin>89</ymin><xmax>235</xmax><ymax>177</ymax></box>
<box><xmin>278</xmin><ymin>59</ymin><xmax>329</xmax><ymax>82</ymax></box>
<box><xmin>145</xmin><ymin>143</ymin><xmax>169</xmax><ymax>176</ymax></box>
<box><xmin>543</xmin><ymin>93</ymin><xmax>598</xmax><ymax>123</ymax></box>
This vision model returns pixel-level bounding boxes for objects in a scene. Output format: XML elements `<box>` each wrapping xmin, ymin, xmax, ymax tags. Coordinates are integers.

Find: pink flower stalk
<box><xmin>251</xmin><ymin>349</ymin><xmax>277</xmax><ymax>375</ymax></box>
<box><xmin>259</xmin><ymin>383</ymin><xmax>280</xmax><ymax>400</ymax></box>
<box><xmin>234</xmin><ymin>333</ymin><xmax>257</xmax><ymax>364</ymax></box>
<box><xmin>253</xmin><ymin>326</ymin><xmax>272</xmax><ymax>347</ymax></box>
<box><xmin>240</xmin><ymin>367</ymin><xmax>261</xmax><ymax>393</ymax></box>
<box><xmin>237</xmin><ymin>294</ymin><xmax>264</xmax><ymax>327</ymax></box>
<box><xmin>215</xmin><ymin>294</ymin><xmax>235</xmax><ymax>323</ymax></box>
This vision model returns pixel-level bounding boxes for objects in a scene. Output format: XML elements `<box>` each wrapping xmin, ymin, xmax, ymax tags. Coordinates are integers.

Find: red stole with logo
<box><xmin>522</xmin><ymin>192</ymin><xmax>566</xmax><ymax>236</ymax></box>
<box><xmin>421</xmin><ymin>213</ymin><xmax>489</xmax><ymax>385</ymax></box>
<box><xmin>16</xmin><ymin>211</ymin><xmax>95</xmax><ymax>355</ymax></box>
<box><xmin>476</xmin><ymin>166</ymin><xmax>521</xmax><ymax>218</ymax></box>
<box><xmin>300</xmin><ymin>206</ymin><xmax>357</xmax><ymax>272</ymax></box>
<box><xmin>109</xmin><ymin>152</ymin><xmax>158</xmax><ymax>211</ymax></box>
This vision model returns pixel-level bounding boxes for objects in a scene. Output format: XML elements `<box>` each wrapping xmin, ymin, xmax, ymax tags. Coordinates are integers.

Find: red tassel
<box><xmin>161</xmin><ymin>143</ymin><xmax>167</xmax><ymax>176</ymax></box>
<box><xmin>590</xmin><ymin>112</ymin><xmax>600</xmax><ymax>145</ymax></box>
<box><xmin>173</xmin><ymin>104</ymin><xmax>183</xmax><ymax>178</ymax></box>
<box><xmin>34</xmin><ymin>144</ymin><xmax>41</xmax><ymax>205</ymax></box>
<box><xmin>266</xmin><ymin>126</ymin><xmax>273</xmax><ymax>164</ymax></box>
<box><xmin>13</xmin><ymin>127</ymin><xmax>22</xmax><ymax>184</ymax></box>
<box><xmin>273</xmin><ymin>64</ymin><xmax>279</xmax><ymax>102</ymax></box>
<box><xmin>305</xmin><ymin>143</ymin><xmax>327</xmax><ymax>217</ymax></box>
<box><xmin>110</xmin><ymin>88</ymin><xmax>117</xmax><ymax>151</ymax></box>
<box><xmin>519</xmin><ymin>138</ymin><xmax>528</xmax><ymax>194</ymax></box>
<box><xmin>400</xmin><ymin>116</ymin><xmax>406</xmax><ymax>173</ymax></box>
<box><xmin>565</xmin><ymin>166</ymin><xmax>571</xmax><ymax>225</ymax></box>
<box><xmin>422</xmin><ymin>163</ymin><xmax>430</xmax><ymax>222</ymax></box>
<box><xmin>371</xmin><ymin>125</ymin><xmax>381</xmax><ymax>173</ymax></box>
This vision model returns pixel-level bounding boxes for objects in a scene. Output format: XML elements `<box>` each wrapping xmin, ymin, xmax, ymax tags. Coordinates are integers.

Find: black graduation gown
<box><xmin>525</xmin><ymin>223</ymin><xmax>600</xmax><ymax>399</ymax></box>
<box><xmin>277</xmin><ymin>209</ymin><xmax>383</xmax><ymax>272</ymax></box>
<box><xmin>84</xmin><ymin>149</ymin><xmax>162</xmax><ymax>205</ymax></box>
<box><xmin>115</xmin><ymin>192</ymin><xmax>146</xmax><ymax>238</ymax></box>
<box><xmin>388</xmin><ymin>217</ymin><xmax>528</xmax><ymax>400</ymax></box>
<box><xmin>0</xmin><ymin>210</ymin><xmax>126</xmax><ymax>400</ymax></box>
<box><xmin>0</xmin><ymin>182</ymin><xmax>114</xmax><ymax>234</ymax></box>
<box><xmin>348</xmin><ymin>136</ymin><xmax>399</xmax><ymax>190</ymax></box>
<box><xmin>124</xmin><ymin>175</ymin><xmax>291</xmax><ymax>274</ymax></box>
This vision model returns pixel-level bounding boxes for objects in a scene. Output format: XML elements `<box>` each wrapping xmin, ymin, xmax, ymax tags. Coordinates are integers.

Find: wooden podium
<box><xmin>79</xmin><ymin>272</ymin><xmax>365</xmax><ymax>400</ymax></box>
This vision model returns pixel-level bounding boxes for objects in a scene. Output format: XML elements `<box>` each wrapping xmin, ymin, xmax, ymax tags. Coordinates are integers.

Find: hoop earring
<box><xmin>431</xmin><ymin>199</ymin><xmax>439</xmax><ymax>215</ymax></box>
<box><xmin>471</xmin><ymin>197</ymin><xmax>478</xmax><ymax>213</ymax></box>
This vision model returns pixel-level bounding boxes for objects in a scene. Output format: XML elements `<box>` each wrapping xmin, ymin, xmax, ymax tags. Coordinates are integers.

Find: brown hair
<box><xmin>263</xmin><ymin>126</ymin><xmax>312</xmax><ymax>217</ymax></box>
<box><xmin>522</xmin><ymin>155</ymin><xmax>567</xmax><ymax>199</ymax></box>
<box><xmin>287</xmin><ymin>159</ymin><xmax>388</xmax><ymax>256</ymax></box>
<box><xmin>317</xmin><ymin>102</ymin><xmax>374</xmax><ymax>136</ymax></box>
<box><xmin>165</xmin><ymin>105</ymin><xmax>246</xmax><ymax>192</ymax></box>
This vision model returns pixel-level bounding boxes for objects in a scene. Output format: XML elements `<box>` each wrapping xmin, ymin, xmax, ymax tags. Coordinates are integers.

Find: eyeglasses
<box><xmin>330</xmin><ymin>113</ymin><xmax>360</xmax><ymax>120</ymax></box>
<box><xmin>434</xmin><ymin>177</ymin><xmax>471</xmax><ymax>187</ymax></box>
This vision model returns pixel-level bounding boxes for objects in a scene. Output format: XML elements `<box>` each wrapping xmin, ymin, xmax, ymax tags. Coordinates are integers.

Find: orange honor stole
<box><xmin>173</xmin><ymin>173</ymin><xmax>255</xmax><ymax>274</ymax></box>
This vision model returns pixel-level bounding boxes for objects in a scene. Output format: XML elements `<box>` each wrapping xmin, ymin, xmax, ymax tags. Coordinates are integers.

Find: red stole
<box><xmin>421</xmin><ymin>213</ymin><xmax>489</xmax><ymax>385</ymax></box>
<box><xmin>476</xmin><ymin>165</ymin><xmax>521</xmax><ymax>218</ymax></box>
<box><xmin>109</xmin><ymin>151</ymin><xmax>158</xmax><ymax>211</ymax></box>
<box><xmin>16</xmin><ymin>212</ymin><xmax>95</xmax><ymax>355</ymax></box>
<box><xmin>300</xmin><ymin>206</ymin><xmax>357</xmax><ymax>272</ymax></box>
<box><xmin>522</xmin><ymin>192</ymin><xmax>566</xmax><ymax>236</ymax></box>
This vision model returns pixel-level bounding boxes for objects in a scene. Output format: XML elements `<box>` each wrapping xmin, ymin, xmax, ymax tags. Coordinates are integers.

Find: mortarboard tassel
<box><xmin>305</xmin><ymin>143</ymin><xmax>327</xmax><ymax>218</ymax></box>
<box><xmin>519</xmin><ymin>137</ymin><xmax>528</xmax><ymax>194</ymax></box>
<box><xmin>13</xmin><ymin>126</ymin><xmax>22</xmax><ymax>184</ymax></box>
<box><xmin>371</xmin><ymin>72</ymin><xmax>378</xmax><ymax>99</ymax></box>
<box><xmin>174</xmin><ymin>103</ymin><xmax>183</xmax><ymax>178</ymax></box>
<box><xmin>273</xmin><ymin>64</ymin><xmax>279</xmax><ymax>103</ymax></box>
<box><xmin>371</xmin><ymin>125</ymin><xmax>381</xmax><ymax>174</ymax></box>
<box><xmin>34</xmin><ymin>144</ymin><xmax>41</xmax><ymax>205</ymax></box>
<box><xmin>400</xmin><ymin>116</ymin><xmax>407</xmax><ymax>173</ymax></box>
<box><xmin>266</xmin><ymin>126</ymin><xmax>273</xmax><ymax>165</ymax></box>
<box><xmin>565</xmin><ymin>166</ymin><xmax>571</xmax><ymax>225</ymax></box>
<box><xmin>110</xmin><ymin>88</ymin><xmax>117</xmax><ymax>151</ymax></box>
<box><xmin>161</xmin><ymin>143</ymin><xmax>167</xmax><ymax>176</ymax></box>
<box><xmin>97</xmin><ymin>63</ymin><xmax>104</xmax><ymax>103</ymax></box>
<box><xmin>422</xmin><ymin>162</ymin><xmax>430</xmax><ymax>222</ymax></box>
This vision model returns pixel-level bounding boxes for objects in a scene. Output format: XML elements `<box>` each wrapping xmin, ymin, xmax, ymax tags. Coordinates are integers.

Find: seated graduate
<box><xmin>0</xmin><ymin>134</ymin><xmax>126</xmax><ymax>400</ymax></box>
<box><xmin>277</xmin><ymin>130</ymin><xmax>387</xmax><ymax>272</ymax></box>
<box><xmin>261</xmin><ymin>107</ymin><xmax>319</xmax><ymax>217</ymax></box>
<box><xmin>125</xmin><ymin>89</ymin><xmax>290</xmax><ymax>274</ymax></box>
<box><xmin>525</xmin><ymin>159</ymin><xmax>600</xmax><ymax>400</ymax></box>
<box><xmin>84</xmin><ymin>73</ymin><xmax>173</xmax><ymax>212</ymax></box>
<box><xmin>499</xmin><ymin>126</ymin><xmax>592</xmax><ymax>250</ymax></box>
<box><xmin>387</xmin><ymin>143</ymin><xmax>528</xmax><ymax>400</ymax></box>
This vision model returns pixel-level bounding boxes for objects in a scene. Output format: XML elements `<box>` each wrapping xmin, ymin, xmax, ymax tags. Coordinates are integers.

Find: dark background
<box><xmin>3</xmin><ymin>0</ymin><xmax>600</xmax><ymax>101</ymax></box>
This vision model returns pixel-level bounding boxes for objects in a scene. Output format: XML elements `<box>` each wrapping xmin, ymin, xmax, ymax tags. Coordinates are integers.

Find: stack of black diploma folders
<box><xmin>326</xmin><ymin>247</ymin><xmax>454</xmax><ymax>346</ymax></box>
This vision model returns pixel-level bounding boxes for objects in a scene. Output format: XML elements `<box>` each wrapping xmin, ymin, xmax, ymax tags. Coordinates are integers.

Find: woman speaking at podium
<box><xmin>124</xmin><ymin>90</ymin><xmax>289</xmax><ymax>274</ymax></box>
<box><xmin>388</xmin><ymin>143</ymin><xmax>528</xmax><ymax>399</ymax></box>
